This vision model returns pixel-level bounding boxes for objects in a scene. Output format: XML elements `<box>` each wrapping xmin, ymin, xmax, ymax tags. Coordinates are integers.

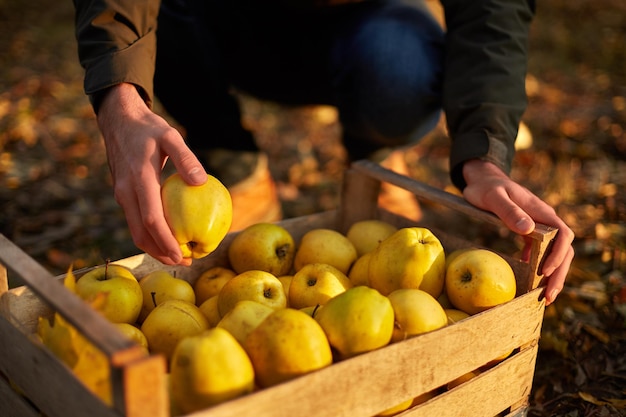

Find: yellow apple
<box><xmin>444</xmin><ymin>308</ymin><xmax>470</xmax><ymax>325</ymax></box>
<box><xmin>314</xmin><ymin>286</ymin><xmax>394</xmax><ymax>359</ymax></box>
<box><xmin>445</xmin><ymin>248</ymin><xmax>517</xmax><ymax>315</ymax></box>
<box><xmin>198</xmin><ymin>295</ymin><xmax>222</xmax><ymax>327</ymax></box>
<box><xmin>368</xmin><ymin>227</ymin><xmax>445</xmax><ymax>298</ymax></box>
<box><xmin>346</xmin><ymin>219</ymin><xmax>398</xmax><ymax>257</ymax></box>
<box><xmin>170</xmin><ymin>327</ymin><xmax>255</xmax><ymax>413</ymax></box>
<box><xmin>161</xmin><ymin>172</ymin><xmax>232</xmax><ymax>259</ymax></box>
<box><xmin>216</xmin><ymin>300</ymin><xmax>275</xmax><ymax>346</ymax></box>
<box><xmin>141</xmin><ymin>299</ymin><xmax>209</xmax><ymax>361</ymax></box>
<box><xmin>447</xmin><ymin>370</ymin><xmax>481</xmax><ymax>390</ymax></box>
<box><xmin>113</xmin><ymin>323</ymin><xmax>149</xmax><ymax>353</ymax></box>
<box><xmin>293</xmin><ymin>228</ymin><xmax>358</xmax><ymax>274</ymax></box>
<box><xmin>387</xmin><ymin>288</ymin><xmax>448</xmax><ymax>343</ymax></box>
<box><xmin>288</xmin><ymin>263</ymin><xmax>353</xmax><ymax>309</ymax></box>
<box><xmin>227</xmin><ymin>222</ymin><xmax>296</xmax><ymax>276</ymax></box>
<box><xmin>277</xmin><ymin>275</ymin><xmax>293</xmax><ymax>305</ymax></box>
<box><xmin>376</xmin><ymin>398</ymin><xmax>413</xmax><ymax>416</ymax></box>
<box><xmin>217</xmin><ymin>270</ymin><xmax>287</xmax><ymax>317</ymax></box>
<box><xmin>75</xmin><ymin>264</ymin><xmax>143</xmax><ymax>324</ymax></box>
<box><xmin>348</xmin><ymin>252</ymin><xmax>372</xmax><ymax>287</ymax></box>
<box><xmin>244</xmin><ymin>308</ymin><xmax>333</xmax><ymax>388</ymax></box>
<box><xmin>138</xmin><ymin>269</ymin><xmax>195</xmax><ymax>322</ymax></box>
<box><xmin>193</xmin><ymin>266</ymin><xmax>236</xmax><ymax>306</ymax></box>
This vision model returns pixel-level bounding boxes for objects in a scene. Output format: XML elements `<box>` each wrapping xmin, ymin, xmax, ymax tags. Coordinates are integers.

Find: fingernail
<box><xmin>516</xmin><ymin>217</ymin><xmax>532</xmax><ymax>232</ymax></box>
<box><xmin>189</xmin><ymin>167</ymin><xmax>206</xmax><ymax>183</ymax></box>
<box><xmin>549</xmin><ymin>289</ymin><xmax>560</xmax><ymax>302</ymax></box>
<box><xmin>169</xmin><ymin>251</ymin><xmax>182</xmax><ymax>264</ymax></box>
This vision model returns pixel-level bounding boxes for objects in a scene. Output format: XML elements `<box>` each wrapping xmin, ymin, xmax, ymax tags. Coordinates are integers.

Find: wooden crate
<box><xmin>0</xmin><ymin>160</ymin><xmax>557</xmax><ymax>417</ymax></box>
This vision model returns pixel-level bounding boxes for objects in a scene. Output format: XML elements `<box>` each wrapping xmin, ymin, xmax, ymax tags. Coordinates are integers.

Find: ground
<box><xmin>0</xmin><ymin>1</ymin><xmax>625</xmax><ymax>415</ymax></box>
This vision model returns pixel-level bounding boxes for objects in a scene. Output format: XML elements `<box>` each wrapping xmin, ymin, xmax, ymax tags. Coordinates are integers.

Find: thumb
<box><xmin>161</xmin><ymin>131</ymin><xmax>207</xmax><ymax>185</ymax></box>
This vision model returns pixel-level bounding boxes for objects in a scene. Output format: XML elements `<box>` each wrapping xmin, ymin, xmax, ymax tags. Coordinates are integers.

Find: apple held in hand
<box><xmin>75</xmin><ymin>264</ymin><xmax>143</xmax><ymax>324</ymax></box>
<box><xmin>161</xmin><ymin>172</ymin><xmax>232</xmax><ymax>260</ymax></box>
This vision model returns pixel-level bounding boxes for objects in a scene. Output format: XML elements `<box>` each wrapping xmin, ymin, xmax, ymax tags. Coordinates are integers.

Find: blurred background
<box><xmin>1</xmin><ymin>0</ymin><xmax>625</xmax><ymax>415</ymax></box>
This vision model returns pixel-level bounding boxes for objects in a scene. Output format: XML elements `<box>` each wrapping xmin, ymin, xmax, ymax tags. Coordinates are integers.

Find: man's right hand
<box><xmin>96</xmin><ymin>83</ymin><xmax>207</xmax><ymax>265</ymax></box>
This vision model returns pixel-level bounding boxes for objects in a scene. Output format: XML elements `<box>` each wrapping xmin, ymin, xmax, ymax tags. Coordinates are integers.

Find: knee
<box><xmin>335</xmin><ymin>7</ymin><xmax>444</xmax><ymax>142</ymax></box>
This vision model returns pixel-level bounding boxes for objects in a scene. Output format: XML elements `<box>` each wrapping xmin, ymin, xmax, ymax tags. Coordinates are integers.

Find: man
<box><xmin>72</xmin><ymin>0</ymin><xmax>575</xmax><ymax>304</ymax></box>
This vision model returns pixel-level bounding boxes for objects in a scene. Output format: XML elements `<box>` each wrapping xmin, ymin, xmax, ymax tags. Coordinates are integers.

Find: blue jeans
<box><xmin>155</xmin><ymin>0</ymin><xmax>444</xmax><ymax>161</ymax></box>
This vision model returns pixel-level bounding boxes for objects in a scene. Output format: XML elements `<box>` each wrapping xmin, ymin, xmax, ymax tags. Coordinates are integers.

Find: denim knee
<box><xmin>333</xmin><ymin>3</ymin><xmax>444</xmax><ymax>152</ymax></box>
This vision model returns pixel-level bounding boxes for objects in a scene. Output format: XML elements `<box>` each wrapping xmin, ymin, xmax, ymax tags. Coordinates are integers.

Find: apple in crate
<box><xmin>75</xmin><ymin>264</ymin><xmax>143</xmax><ymax>324</ymax></box>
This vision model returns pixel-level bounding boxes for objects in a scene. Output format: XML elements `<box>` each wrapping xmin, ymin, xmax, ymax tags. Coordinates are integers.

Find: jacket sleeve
<box><xmin>73</xmin><ymin>0</ymin><xmax>161</xmax><ymax>110</ymax></box>
<box><xmin>441</xmin><ymin>0</ymin><xmax>535</xmax><ymax>190</ymax></box>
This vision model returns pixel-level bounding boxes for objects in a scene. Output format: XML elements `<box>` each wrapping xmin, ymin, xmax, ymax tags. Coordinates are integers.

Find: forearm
<box><xmin>441</xmin><ymin>0</ymin><xmax>535</xmax><ymax>189</ymax></box>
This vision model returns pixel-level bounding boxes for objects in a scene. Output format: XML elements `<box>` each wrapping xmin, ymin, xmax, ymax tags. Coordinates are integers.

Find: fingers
<box><xmin>543</xmin><ymin>245</ymin><xmax>575</xmax><ymax>305</ymax></box>
<box><xmin>161</xmin><ymin>130</ymin><xmax>207</xmax><ymax>185</ymax></box>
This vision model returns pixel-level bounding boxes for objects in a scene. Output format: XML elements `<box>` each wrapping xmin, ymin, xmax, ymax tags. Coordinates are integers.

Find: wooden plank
<box><xmin>0</xmin><ymin>315</ymin><xmax>120</xmax><ymax>417</ymax></box>
<box><xmin>186</xmin><ymin>288</ymin><xmax>544</xmax><ymax>417</ymax></box>
<box><xmin>0</xmin><ymin>373</ymin><xmax>41</xmax><ymax>417</ymax></box>
<box><xmin>401</xmin><ymin>344</ymin><xmax>538</xmax><ymax>417</ymax></box>
<box><xmin>0</xmin><ymin>235</ymin><xmax>139</xmax><ymax>359</ymax></box>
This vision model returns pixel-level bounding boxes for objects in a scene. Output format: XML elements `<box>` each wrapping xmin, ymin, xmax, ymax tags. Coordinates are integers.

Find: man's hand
<box><xmin>97</xmin><ymin>83</ymin><xmax>207</xmax><ymax>265</ymax></box>
<box><xmin>461</xmin><ymin>159</ymin><xmax>575</xmax><ymax>305</ymax></box>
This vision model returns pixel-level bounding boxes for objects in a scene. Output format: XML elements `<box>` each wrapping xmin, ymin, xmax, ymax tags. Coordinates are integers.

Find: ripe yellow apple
<box><xmin>445</xmin><ymin>247</ymin><xmax>476</xmax><ymax>269</ymax></box>
<box><xmin>277</xmin><ymin>275</ymin><xmax>293</xmax><ymax>304</ymax></box>
<box><xmin>447</xmin><ymin>369</ymin><xmax>480</xmax><ymax>390</ymax></box>
<box><xmin>75</xmin><ymin>264</ymin><xmax>143</xmax><ymax>324</ymax></box>
<box><xmin>444</xmin><ymin>308</ymin><xmax>470</xmax><ymax>325</ymax></box>
<box><xmin>216</xmin><ymin>300</ymin><xmax>275</xmax><ymax>346</ymax></box>
<box><xmin>368</xmin><ymin>227</ymin><xmax>445</xmax><ymax>298</ymax></box>
<box><xmin>227</xmin><ymin>223</ymin><xmax>296</xmax><ymax>276</ymax></box>
<box><xmin>170</xmin><ymin>327</ymin><xmax>255</xmax><ymax>413</ymax></box>
<box><xmin>314</xmin><ymin>286</ymin><xmax>394</xmax><ymax>359</ymax></box>
<box><xmin>244</xmin><ymin>308</ymin><xmax>332</xmax><ymax>388</ymax></box>
<box><xmin>161</xmin><ymin>172</ymin><xmax>232</xmax><ymax>259</ymax></box>
<box><xmin>198</xmin><ymin>295</ymin><xmax>222</xmax><ymax>327</ymax></box>
<box><xmin>293</xmin><ymin>228</ymin><xmax>358</xmax><ymax>275</ymax></box>
<box><xmin>113</xmin><ymin>323</ymin><xmax>149</xmax><ymax>353</ymax></box>
<box><xmin>217</xmin><ymin>270</ymin><xmax>287</xmax><ymax>317</ymax></box>
<box><xmin>193</xmin><ymin>266</ymin><xmax>236</xmax><ymax>306</ymax></box>
<box><xmin>138</xmin><ymin>270</ymin><xmax>195</xmax><ymax>322</ymax></box>
<box><xmin>141</xmin><ymin>299</ymin><xmax>209</xmax><ymax>361</ymax></box>
<box><xmin>346</xmin><ymin>219</ymin><xmax>398</xmax><ymax>257</ymax></box>
<box><xmin>348</xmin><ymin>252</ymin><xmax>372</xmax><ymax>287</ymax></box>
<box><xmin>376</xmin><ymin>398</ymin><xmax>413</xmax><ymax>416</ymax></box>
<box><xmin>387</xmin><ymin>289</ymin><xmax>448</xmax><ymax>343</ymax></box>
<box><xmin>288</xmin><ymin>263</ymin><xmax>353</xmax><ymax>309</ymax></box>
<box><xmin>445</xmin><ymin>249</ymin><xmax>517</xmax><ymax>315</ymax></box>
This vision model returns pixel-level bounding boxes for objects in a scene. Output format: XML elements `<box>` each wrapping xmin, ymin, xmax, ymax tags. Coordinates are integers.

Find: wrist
<box><xmin>462</xmin><ymin>159</ymin><xmax>506</xmax><ymax>185</ymax></box>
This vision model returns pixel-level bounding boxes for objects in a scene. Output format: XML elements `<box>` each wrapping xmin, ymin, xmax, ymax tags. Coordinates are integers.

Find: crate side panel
<box><xmin>0</xmin><ymin>374</ymin><xmax>41</xmax><ymax>417</ymax></box>
<box><xmin>0</xmin><ymin>315</ymin><xmax>119</xmax><ymax>417</ymax></box>
<box><xmin>403</xmin><ymin>344</ymin><xmax>538</xmax><ymax>417</ymax></box>
<box><xmin>185</xmin><ymin>288</ymin><xmax>544</xmax><ymax>417</ymax></box>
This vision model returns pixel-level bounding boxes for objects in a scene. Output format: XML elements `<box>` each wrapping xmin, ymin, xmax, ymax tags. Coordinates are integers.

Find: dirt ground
<box><xmin>1</xmin><ymin>1</ymin><xmax>625</xmax><ymax>415</ymax></box>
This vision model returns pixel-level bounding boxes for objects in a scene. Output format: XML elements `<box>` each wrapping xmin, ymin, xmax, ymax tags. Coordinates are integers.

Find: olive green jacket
<box><xmin>72</xmin><ymin>0</ymin><xmax>535</xmax><ymax>190</ymax></box>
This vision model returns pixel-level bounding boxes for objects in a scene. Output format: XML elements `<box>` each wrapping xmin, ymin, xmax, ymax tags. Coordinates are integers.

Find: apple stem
<box><xmin>104</xmin><ymin>258</ymin><xmax>111</xmax><ymax>280</ymax></box>
<box><xmin>312</xmin><ymin>304</ymin><xmax>321</xmax><ymax>318</ymax></box>
<box><xmin>151</xmin><ymin>291</ymin><xmax>157</xmax><ymax>308</ymax></box>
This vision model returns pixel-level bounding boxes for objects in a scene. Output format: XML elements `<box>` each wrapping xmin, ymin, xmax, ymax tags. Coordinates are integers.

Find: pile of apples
<box><xmin>38</xmin><ymin>174</ymin><xmax>519</xmax><ymax>416</ymax></box>
<box><xmin>44</xmin><ymin>217</ymin><xmax>517</xmax><ymax>416</ymax></box>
